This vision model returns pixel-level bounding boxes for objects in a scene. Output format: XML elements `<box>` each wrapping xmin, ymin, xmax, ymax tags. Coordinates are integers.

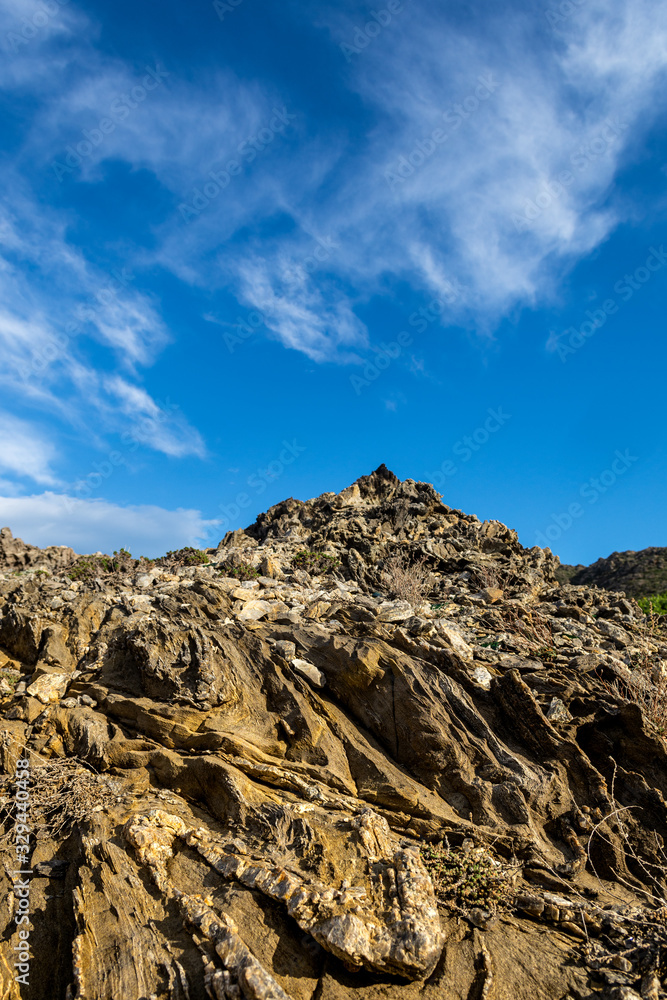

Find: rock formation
<box><xmin>0</xmin><ymin>465</ymin><xmax>665</xmax><ymax>999</ymax></box>
<box><xmin>0</xmin><ymin>527</ymin><xmax>76</xmax><ymax>574</ymax></box>
<box><xmin>558</xmin><ymin>547</ymin><xmax>667</xmax><ymax>598</ymax></box>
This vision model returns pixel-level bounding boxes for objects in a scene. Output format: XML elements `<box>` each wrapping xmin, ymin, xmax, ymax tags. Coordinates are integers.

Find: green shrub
<box><xmin>219</xmin><ymin>560</ymin><xmax>259</xmax><ymax>581</ymax></box>
<box><xmin>68</xmin><ymin>548</ymin><xmax>134</xmax><ymax>581</ymax></box>
<box><xmin>159</xmin><ymin>547</ymin><xmax>209</xmax><ymax>567</ymax></box>
<box><xmin>638</xmin><ymin>592</ymin><xmax>667</xmax><ymax>616</ymax></box>
<box><xmin>291</xmin><ymin>550</ymin><xmax>340</xmax><ymax>575</ymax></box>
<box><xmin>421</xmin><ymin>843</ymin><xmax>515</xmax><ymax>912</ymax></box>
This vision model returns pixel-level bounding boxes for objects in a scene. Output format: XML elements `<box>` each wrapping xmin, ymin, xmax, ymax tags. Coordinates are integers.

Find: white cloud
<box><xmin>0</xmin><ymin>492</ymin><xmax>220</xmax><ymax>556</ymax></box>
<box><xmin>0</xmin><ymin>189</ymin><xmax>205</xmax><ymax>464</ymax></box>
<box><xmin>0</xmin><ymin>414</ymin><xmax>58</xmax><ymax>485</ymax></box>
<box><xmin>3</xmin><ymin>0</ymin><xmax>667</xmax><ymax>379</ymax></box>
<box><xmin>104</xmin><ymin>377</ymin><xmax>207</xmax><ymax>458</ymax></box>
<box><xmin>234</xmin><ymin>259</ymin><xmax>368</xmax><ymax>362</ymax></box>
<box><xmin>145</xmin><ymin>0</ymin><xmax>667</xmax><ymax>353</ymax></box>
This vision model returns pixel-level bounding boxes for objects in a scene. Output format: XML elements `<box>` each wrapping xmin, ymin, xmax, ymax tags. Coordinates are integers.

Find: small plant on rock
<box><xmin>381</xmin><ymin>551</ymin><xmax>434</xmax><ymax>608</ymax></box>
<box><xmin>291</xmin><ymin>550</ymin><xmax>341</xmax><ymax>575</ymax></box>
<box><xmin>638</xmin><ymin>592</ymin><xmax>667</xmax><ymax>617</ymax></box>
<box><xmin>421</xmin><ymin>842</ymin><xmax>516</xmax><ymax>913</ymax></box>
<box><xmin>603</xmin><ymin>608</ymin><xmax>667</xmax><ymax>737</ymax></box>
<box><xmin>68</xmin><ymin>548</ymin><xmax>135</xmax><ymax>582</ymax></box>
<box><xmin>159</xmin><ymin>547</ymin><xmax>210</xmax><ymax>568</ymax></box>
<box><xmin>220</xmin><ymin>560</ymin><xmax>259</xmax><ymax>581</ymax></box>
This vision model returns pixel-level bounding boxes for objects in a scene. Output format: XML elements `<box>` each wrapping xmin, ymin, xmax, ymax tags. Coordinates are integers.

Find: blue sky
<box><xmin>0</xmin><ymin>0</ymin><xmax>665</xmax><ymax>564</ymax></box>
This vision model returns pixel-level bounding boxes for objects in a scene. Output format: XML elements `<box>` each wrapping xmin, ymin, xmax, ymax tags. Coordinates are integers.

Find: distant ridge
<box><xmin>557</xmin><ymin>546</ymin><xmax>667</xmax><ymax>597</ymax></box>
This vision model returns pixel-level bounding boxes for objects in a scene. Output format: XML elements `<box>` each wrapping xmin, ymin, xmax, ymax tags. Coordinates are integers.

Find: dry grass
<box><xmin>497</xmin><ymin>606</ymin><xmax>557</xmax><ymax>658</ymax></box>
<box><xmin>29</xmin><ymin>758</ymin><xmax>123</xmax><ymax>837</ymax></box>
<box><xmin>586</xmin><ymin>763</ymin><xmax>667</xmax><ymax>907</ymax></box>
<box><xmin>472</xmin><ymin>565</ymin><xmax>502</xmax><ymax>590</ymax></box>
<box><xmin>606</xmin><ymin>671</ymin><xmax>667</xmax><ymax>737</ymax></box>
<box><xmin>381</xmin><ymin>552</ymin><xmax>435</xmax><ymax>608</ymax></box>
<box><xmin>592</xmin><ymin>610</ymin><xmax>666</xmax><ymax>740</ymax></box>
<box><xmin>602</xmin><ymin>611</ymin><xmax>667</xmax><ymax>738</ymax></box>
<box><xmin>0</xmin><ymin>746</ymin><xmax>123</xmax><ymax>840</ymax></box>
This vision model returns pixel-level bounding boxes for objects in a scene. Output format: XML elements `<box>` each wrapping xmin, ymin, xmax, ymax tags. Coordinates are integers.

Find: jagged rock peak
<box><xmin>351</xmin><ymin>462</ymin><xmax>402</xmax><ymax>499</ymax></box>
<box><xmin>0</xmin><ymin>526</ymin><xmax>76</xmax><ymax>573</ymax></box>
<box><xmin>236</xmin><ymin>465</ymin><xmax>558</xmax><ymax>593</ymax></box>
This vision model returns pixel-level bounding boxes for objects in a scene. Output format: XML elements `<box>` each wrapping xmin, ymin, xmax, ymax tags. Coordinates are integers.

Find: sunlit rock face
<box><xmin>0</xmin><ymin>466</ymin><xmax>665</xmax><ymax>1000</ymax></box>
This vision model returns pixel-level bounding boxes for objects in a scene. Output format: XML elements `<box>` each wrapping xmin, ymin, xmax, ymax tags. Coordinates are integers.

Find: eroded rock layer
<box><xmin>0</xmin><ymin>466</ymin><xmax>665</xmax><ymax>999</ymax></box>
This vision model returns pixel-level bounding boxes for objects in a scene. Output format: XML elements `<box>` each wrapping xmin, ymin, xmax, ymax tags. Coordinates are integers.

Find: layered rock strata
<box><xmin>0</xmin><ymin>466</ymin><xmax>665</xmax><ymax>999</ymax></box>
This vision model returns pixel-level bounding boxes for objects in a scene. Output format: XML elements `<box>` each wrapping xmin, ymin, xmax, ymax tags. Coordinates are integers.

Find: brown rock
<box><xmin>0</xmin><ymin>467</ymin><xmax>663</xmax><ymax>1000</ymax></box>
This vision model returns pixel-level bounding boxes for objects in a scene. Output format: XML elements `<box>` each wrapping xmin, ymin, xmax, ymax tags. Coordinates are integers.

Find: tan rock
<box><xmin>260</xmin><ymin>555</ymin><xmax>281</xmax><ymax>578</ymax></box>
<box><xmin>236</xmin><ymin>600</ymin><xmax>272</xmax><ymax>622</ymax></box>
<box><xmin>291</xmin><ymin>658</ymin><xmax>326</xmax><ymax>688</ymax></box>
<box><xmin>436</xmin><ymin>624</ymin><xmax>473</xmax><ymax>659</ymax></box>
<box><xmin>479</xmin><ymin>587</ymin><xmax>504</xmax><ymax>604</ymax></box>
<box><xmin>26</xmin><ymin>671</ymin><xmax>70</xmax><ymax>704</ymax></box>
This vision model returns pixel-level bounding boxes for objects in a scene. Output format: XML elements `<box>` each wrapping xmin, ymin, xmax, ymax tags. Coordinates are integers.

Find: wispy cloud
<box><xmin>91</xmin><ymin>0</ymin><xmax>662</xmax><ymax>360</ymax></box>
<box><xmin>0</xmin><ymin>491</ymin><xmax>220</xmax><ymax>556</ymax></box>
<box><xmin>0</xmin><ymin>413</ymin><xmax>58</xmax><ymax>485</ymax></box>
<box><xmin>234</xmin><ymin>258</ymin><xmax>368</xmax><ymax>362</ymax></box>
<box><xmin>0</xmin><ymin>178</ymin><xmax>204</xmax><ymax>466</ymax></box>
<box><xmin>104</xmin><ymin>376</ymin><xmax>206</xmax><ymax>458</ymax></box>
<box><xmin>0</xmin><ymin>0</ymin><xmax>665</xmax><ymax>513</ymax></box>
<box><xmin>4</xmin><ymin>0</ymin><xmax>667</xmax><ymax>370</ymax></box>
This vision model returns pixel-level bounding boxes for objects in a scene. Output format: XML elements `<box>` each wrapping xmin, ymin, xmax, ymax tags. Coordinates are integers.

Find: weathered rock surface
<box><xmin>558</xmin><ymin>546</ymin><xmax>667</xmax><ymax>598</ymax></box>
<box><xmin>0</xmin><ymin>466</ymin><xmax>665</xmax><ymax>999</ymax></box>
<box><xmin>0</xmin><ymin>526</ymin><xmax>76</xmax><ymax>574</ymax></box>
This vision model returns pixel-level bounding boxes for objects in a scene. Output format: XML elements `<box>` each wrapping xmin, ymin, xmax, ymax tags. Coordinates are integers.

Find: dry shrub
<box><xmin>607</xmin><ymin>671</ymin><xmax>667</xmax><ymax>737</ymax></box>
<box><xmin>0</xmin><ymin>751</ymin><xmax>123</xmax><ymax>841</ymax></box>
<box><xmin>472</xmin><ymin>564</ymin><xmax>502</xmax><ymax>590</ymax></box>
<box><xmin>382</xmin><ymin>552</ymin><xmax>435</xmax><ymax>608</ymax></box>
<box><xmin>602</xmin><ymin>611</ymin><xmax>667</xmax><ymax>738</ymax></box>
<box><xmin>30</xmin><ymin>758</ymin><xmax>123</xmax><ymax>837</ymax></box>
<box><xmin>586</xmin><ymin>763</ymin><xmax>667</xmax><ymax>906</ymax></box>
<box><xmin>498</xmin><ymin>606</ymin><xmax>556</xmax><ymax>657</ymax></box>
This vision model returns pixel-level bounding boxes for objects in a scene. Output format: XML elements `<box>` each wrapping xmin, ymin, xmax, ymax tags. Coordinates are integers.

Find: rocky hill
<box><xmin>0</xmin><ymin>465</ymin><xmax>666</xmax><ymax>1000</ymax></box>
<box><xmin>558</xmin><ymin>547</ymin><xmax>667</xmax><ymax>599</ymax></box>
